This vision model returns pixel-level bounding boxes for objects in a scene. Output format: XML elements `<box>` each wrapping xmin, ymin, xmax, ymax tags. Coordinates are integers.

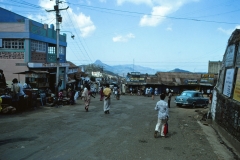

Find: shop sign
<box><xmin>223</xmin><ymin>68</ymin><xmax>234</xmax><ymax>97</ymax></box>
<box><xmin>236</xmin><ymin>43</ymin><xmax>240</xmax><ymax>66</ymax></box>
<box><xmin>131</xmin><ymin>72</ymin><xmax>140</xmax><ymax>75</ymax></box>
<box><xmin>130</xmin><ymin>77</ymin><xmax>145</xmax><ymax>82</ymax></box>
<box><xmin>224</xmin><ymin>44</ymin><xmax>235</xmax><ymax>67</ymax></box>
<box><xmin>184</xmin><ymin>79</ymin><xmax>198</xmax><ymax>85</ymax></box>
<box><xmin>28</xmin><ymin>63</ymin><xmax>69</xmax><ymax>68</ymax></box>
<box><xmin>233</xmin><ymin>68</ymin><xmax>240</xmax><ymax>102</ymax></box>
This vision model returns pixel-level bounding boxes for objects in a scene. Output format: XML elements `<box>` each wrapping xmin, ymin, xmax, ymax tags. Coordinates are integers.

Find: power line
<box><xmin>64</xmin><ymin>2</ymin><xmax>239</xmax><ymax>25</ymax></box>
<box><xmin>63</xmin><ymin>11</ymin><xmax>92</xmax><ymax>62</ymax></box>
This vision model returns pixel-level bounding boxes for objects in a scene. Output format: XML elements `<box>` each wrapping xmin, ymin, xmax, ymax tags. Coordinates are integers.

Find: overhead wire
<box><xmin>64</xmin><ymin>9</ymin><xmax>93</xmax><ymax>63</ymax></box>
<box><xmin>66</xmin><ymin>10</ymin><xmax>92</xmax><ymax>62</ymax></box>
<box><xmin>64</xmin><ymin>2</ymin><xmax>239</xmax><ymax>25</ymax></box>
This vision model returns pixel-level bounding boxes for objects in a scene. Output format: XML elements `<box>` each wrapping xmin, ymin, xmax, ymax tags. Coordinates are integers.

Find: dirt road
<box><xmin>0</xmin><ymin>94</ymin><xmax>238</xmax><ymax>160</ymax></box>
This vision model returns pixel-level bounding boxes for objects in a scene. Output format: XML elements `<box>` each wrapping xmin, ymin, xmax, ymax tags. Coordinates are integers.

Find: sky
<box><xmin>1</xmin><ymin>0</ymin><xmax>240</xmax><ymax>72</ymax></box>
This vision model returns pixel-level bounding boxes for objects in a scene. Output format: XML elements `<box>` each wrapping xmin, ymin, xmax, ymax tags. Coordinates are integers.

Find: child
<box><xmin>154</xmin><ymin>93</ymin><xmax>169</xmax><ymax>138</ymax></box>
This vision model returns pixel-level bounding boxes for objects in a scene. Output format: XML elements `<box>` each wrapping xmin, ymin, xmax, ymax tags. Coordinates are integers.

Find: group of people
<box><xmin>80</xmin><ymin>83</ymin><xmax>112</xmax><ymax>114</ymax></box>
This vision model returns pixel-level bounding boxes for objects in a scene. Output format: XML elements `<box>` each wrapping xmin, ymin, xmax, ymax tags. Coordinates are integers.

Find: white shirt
<box><xmin>155</xmin><ymin>100</ymin><xmax>169</xmax><ymax>119</ymax></box>
<box><xmin>18</xmin><ymin>83</ymin><xmax>25</xmax><ymax>96</ymax></box>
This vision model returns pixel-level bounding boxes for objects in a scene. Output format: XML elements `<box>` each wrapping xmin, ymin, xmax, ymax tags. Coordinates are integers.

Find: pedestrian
<box><xmin>154</xmin><ymin>93</ymin><xmax>169</xmax><ymax>138</ymax></box>
<box><xmin>168</xmin><ymin>91</ymin><xmax>172</xmax><ymax>108</ymax></box>
<box><xmin>23</xmin><ymin>80</ymin><xmax>31</xmax><ymax>89</ymax></box>
<box><xmin>116</xmin><ymin>87</ymin><xmax>120</xmax><ymax>100</ymax></box>
<box><xmin>103</xmin><ymin>83</ymin><xmax>111</xmax><ymax>114</ymax></box>
<box><xmin>129</xmin><ymin>87</ymin><xmax>133</xmax><ymax>95</ymax></box>
<box><xmin>11</xmin><ymin>78</ymin><xmax>20</xmax><ymax>110</ymax></box>
<box><xmin>82</xmin><ymin>85</ymin><xmax>95</xmax><ymax>112</ymax></box>
<box><xmin>99</xmin><ymin>87</ymin><xmax>104</xmax><ymax>101</ymax></box>
<box><xmin>209</xmin><ymin>93</ymin><xmax>212</xmax><ymax>104</ymax></box>
<box><xmin>150</xmin><ymin>87</ymin><xmax>154</xmax><ymax>100</ymax></box>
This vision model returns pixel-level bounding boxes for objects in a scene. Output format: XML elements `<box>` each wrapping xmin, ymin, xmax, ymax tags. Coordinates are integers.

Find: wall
<box><xmin>0</xmin><ymin>59</ymin><xmax>28</xmax><ymax>84</ymax></box>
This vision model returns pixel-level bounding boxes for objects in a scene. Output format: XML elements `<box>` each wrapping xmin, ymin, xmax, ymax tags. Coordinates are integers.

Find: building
<box><xmin>212</xmin><ymin>29</ymin><xmax>240</xmax><ymax>146</ymax></box>
<box><xmin>208</xmin><ymin>61</ymin><xmax>222</xmax><ymax>74</ymax></box>
<box><xmin>0</xmin><ymin>7</ymin><xmax>69</xmax><ymax>91</ymax></box>
<box><xmin>125</xmin><ymin>72</ymin><xmax>217</xmax><ymax>95</ymax></box>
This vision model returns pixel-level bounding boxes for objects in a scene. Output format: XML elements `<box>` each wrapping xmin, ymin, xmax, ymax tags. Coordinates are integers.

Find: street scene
<box><xmin>1</xmin><ymin>1</ymin><xmax>240</xmax><ymax>160</ymax></box>
<box><xmin>0</xmin><ymin>94</ymin><xmax>239</xmax><ymax>160</ymax></box>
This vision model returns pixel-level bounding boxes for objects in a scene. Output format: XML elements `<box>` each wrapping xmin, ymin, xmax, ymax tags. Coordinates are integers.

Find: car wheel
<box><xmin>177</xmin><ymin>104</ymin><xmax>182</xmax><ymax>107</ymax></box>
<box><xmin>192</xmin><ymin>103</ymin><xmax>196</xmax><ymax>108</ymax></box>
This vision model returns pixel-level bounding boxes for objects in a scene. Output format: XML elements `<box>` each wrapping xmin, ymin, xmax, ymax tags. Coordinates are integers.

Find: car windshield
<box><xmin>181</xmin><ymin>92</ymin><xmax>192</xmax><ymax>97</ymax></box>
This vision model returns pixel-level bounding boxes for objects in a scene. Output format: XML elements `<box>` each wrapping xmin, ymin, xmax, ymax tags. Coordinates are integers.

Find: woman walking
<box><xmin>99</xmin><ymin>87</ymin><xmax>104</xmax><ymax>101</ymax></box>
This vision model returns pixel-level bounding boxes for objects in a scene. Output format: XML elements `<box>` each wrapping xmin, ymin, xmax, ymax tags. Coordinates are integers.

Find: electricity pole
<box><xmin>46</xmin><ymin>0</ymin><xmax>68</xmax><ymax>94</ymax></box>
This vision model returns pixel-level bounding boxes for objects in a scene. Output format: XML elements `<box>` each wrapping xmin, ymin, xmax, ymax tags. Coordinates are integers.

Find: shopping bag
<box><xmin>163</xmin><ymin>122</ymin><xmax>168</xmax><ymax>136</ymax></box>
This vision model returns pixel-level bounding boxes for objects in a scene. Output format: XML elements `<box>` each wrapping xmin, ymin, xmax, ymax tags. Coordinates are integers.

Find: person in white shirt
<box><xmin>154</xmin><ymin>93</ymin><xmax>169</xmax><ymax>138</ymax></box>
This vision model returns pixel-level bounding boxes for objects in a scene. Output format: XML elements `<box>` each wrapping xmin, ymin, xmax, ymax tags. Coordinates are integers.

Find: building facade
<box><xmin>0</xmin><ymin>7</ymin><xmax>69</xmax><ymax>91</ymax></box>
<box><xmin>208</xmin><ymin>61</ymin><xmax>222</xmax><ymax>74</ymax></box>
<box><xmin>212</xmin><ymin>29</ymin><xmax>240</xmax><ymax>143</ymax></box>
<box><xmin>125</xmin><ymin>72</ymin><xmax>217</xmax><ymax>95</ymax></box>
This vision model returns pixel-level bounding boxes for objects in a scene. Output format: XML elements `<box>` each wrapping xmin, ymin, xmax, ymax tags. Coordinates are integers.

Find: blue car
<box><xmin>174</xmin><ymin>90</ymin><xmax>209</xmax><ymax>108</ymax></box>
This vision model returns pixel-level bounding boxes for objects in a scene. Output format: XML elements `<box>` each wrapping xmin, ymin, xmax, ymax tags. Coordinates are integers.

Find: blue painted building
<box><xmin>0</xmin><ymin>7</ymin><xmax>69</xmax><ymax>91</ymax></box>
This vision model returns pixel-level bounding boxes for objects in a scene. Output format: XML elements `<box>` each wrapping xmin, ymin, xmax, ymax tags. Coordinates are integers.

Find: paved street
<box><xmin>0</xmin><ymin>94</ymin><xmax>238</xmax><ymax>160</ymax></box>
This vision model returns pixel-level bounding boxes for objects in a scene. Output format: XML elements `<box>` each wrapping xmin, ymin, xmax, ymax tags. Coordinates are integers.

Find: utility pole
<box><xmin>46</xmin><ymin>0</ymin><xmax>68</xmax><ymax>95</ymax></box>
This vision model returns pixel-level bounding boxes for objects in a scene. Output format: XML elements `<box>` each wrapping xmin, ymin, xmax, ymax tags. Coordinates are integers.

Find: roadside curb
<box><xmin>211</xmin><ymin>121</ymin><xmax>240</xmax><ymax>159</ymax></box>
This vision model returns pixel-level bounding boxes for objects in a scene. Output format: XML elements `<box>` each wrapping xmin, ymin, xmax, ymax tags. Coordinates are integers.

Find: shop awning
<box><xmin>14</xmin><ymin>71</ymin><xmax>49</xmax><ymax>74</ymax></box>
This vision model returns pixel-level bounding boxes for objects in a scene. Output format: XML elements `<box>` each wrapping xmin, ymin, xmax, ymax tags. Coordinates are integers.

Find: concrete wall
<box><xmin>0</xmin><ymin>23</ymin><xmax>25</xmax><ymax>32</ymax></box>
<box><xmin>0</xmin><ymin>59</ymin><xmax>28</xmax><ymax>84</ymax></box>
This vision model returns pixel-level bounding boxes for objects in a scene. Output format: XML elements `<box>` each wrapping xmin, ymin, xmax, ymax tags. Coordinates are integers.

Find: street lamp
<box><xmin>61</xmin><ymin>31</ymin><xmax>75</xmax><ymax>39</ymax></box>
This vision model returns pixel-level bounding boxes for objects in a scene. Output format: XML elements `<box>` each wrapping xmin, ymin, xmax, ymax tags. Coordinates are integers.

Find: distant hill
<box><xmin>94</xmin><ymin>60</ymin><xmax>159</xmax><ymax>75</ymax></box>
<box><xmin>80</xmin><ymin>60</ymin><xmax>195</xmax><ymax>76</ymax></box>
<box><xmin>168</xmin><ymin>68</ymin><xmax>191</xmax><ymax>73</ymax></box>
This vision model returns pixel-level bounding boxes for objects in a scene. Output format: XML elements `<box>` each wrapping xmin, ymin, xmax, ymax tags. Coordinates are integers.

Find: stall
<box><xmin>14</xmin><ymin>71</ymin><xmax>50</xmax><ymax>109</ymax></box>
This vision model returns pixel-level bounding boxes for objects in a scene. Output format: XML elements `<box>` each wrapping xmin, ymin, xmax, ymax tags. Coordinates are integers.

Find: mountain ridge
<box><xmin>92</xmin><ymin>60</ymin><xmax>192</xmax><ymax>75</ymax></box>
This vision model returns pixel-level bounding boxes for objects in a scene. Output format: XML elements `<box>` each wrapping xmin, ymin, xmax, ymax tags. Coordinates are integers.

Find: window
<box><xmin>2</xmin><ymin>39</ymin><xmax>24</xmax><ymax>49</ymax></box>
<box><xmin>48</xmin><ymin>46</ymin><xmax>56</xmax><ymax>54</ymax></box>
<box><xmin>31</xmin><ymin>40</ymin><xmax>46</xmax><ymax>52</ymax></box>
<box><xmin>59</xmin><ymin>46</ymin><xmax>66</xmax><ymax>55</ymax></box>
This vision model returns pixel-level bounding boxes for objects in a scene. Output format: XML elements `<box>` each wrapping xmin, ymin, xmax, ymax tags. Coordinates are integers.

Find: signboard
<box><xmin>223</xmin><ymin>68</ymin><xmax>235</xmax><ymax>97</ymax></box>
<box><xmin>233</xmin><ymin>68</ymin><xmax>240</xmax><ymax>102</ymax></box>
<box><xmin>28</xmin><ymin>63</ymin><xmax>69</xmax><ymax>68</ymax></box>
<box><xmin>236</xmin><ymin>42</ymin><xmax>240</xmax><ymax>66</ymax></box>
<box><xmin>216</xmin><ymin>69</ymin><xmax>224</xmax><ymax>93</ymax></box>
<box><xmin>201</xmin><ymin>74</ymin><xmax>214</xmax><ymax>78</ymax></box>
<box><xmin>184</xmin><ymin>79</ymin><xmax>198</xmax><ymax>85</ymax></box>
<box><xmin>130</xmin><ymin>77</ymin><xmax>145</xmax><ymax>82</ymax></box>
<box><xmin>224</xmin><ymin>44</ymin><xmax>235</xmax><ymax>67</ymax></box>
<box><xmin>131</xmin><ymin>72</ymin><xmax>140</xmax><ymax>75</ymax></box>
<box><xmin>211</xmin><ymin>89</ymin><xmax>217</xmax><ymax>121</ymax></box>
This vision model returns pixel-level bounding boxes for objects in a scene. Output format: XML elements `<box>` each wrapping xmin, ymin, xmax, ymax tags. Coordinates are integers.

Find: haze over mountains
<box><xmin>92</xmin><ymin>60</ymin><xmax>192</xmax><ymax>76</ymax></box>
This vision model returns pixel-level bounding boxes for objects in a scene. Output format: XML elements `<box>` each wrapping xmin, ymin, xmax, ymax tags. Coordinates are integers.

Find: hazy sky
<box><xmin>1</xmin><ymin>0</ymin><xmax>240</xmax><ymax>72</ymax></box>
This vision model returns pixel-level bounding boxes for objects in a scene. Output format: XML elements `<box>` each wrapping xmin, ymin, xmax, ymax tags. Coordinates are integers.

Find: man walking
<box><xmin>103</xmin><ymin>83</ymin><xmax>111</xmax><ymax>114</ymax></box>
<box><xmin>168</xmin><ymin>91</ymin><xmax>172</xmax><ymax>108</ymax></box>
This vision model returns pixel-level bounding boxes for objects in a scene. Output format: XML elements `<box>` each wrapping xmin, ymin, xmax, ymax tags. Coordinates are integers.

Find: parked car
<box><xmin>174</xmin><ymin>90</ymin><xmax>209</xmax><ymax>108</ymax></box>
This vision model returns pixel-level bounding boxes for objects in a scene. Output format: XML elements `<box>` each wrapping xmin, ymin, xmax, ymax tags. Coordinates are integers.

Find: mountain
<box><xmin>168</xmin><ymin>68</ymin><xmax>191</xmax><ymax>73</ymax></box>
<box><xmin>81</xmin><ymin>60</ymin><xmax>193</xmax><ymax>76</ymax></box>
<box><xmin>94</xmin><ymin>60</ymin><xmax>158</xmax><ymax>75</ymax></box>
